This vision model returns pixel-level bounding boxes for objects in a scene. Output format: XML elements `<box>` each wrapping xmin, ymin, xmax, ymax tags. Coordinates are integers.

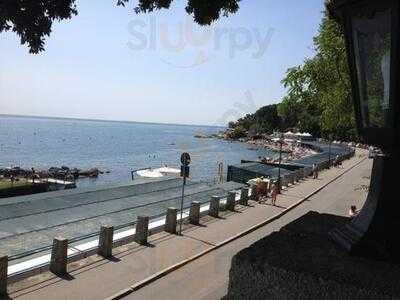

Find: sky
<box><xmin>0</xmin><ymin>0</ymin><xmax>325</xmax><ymax>126</ymax></box>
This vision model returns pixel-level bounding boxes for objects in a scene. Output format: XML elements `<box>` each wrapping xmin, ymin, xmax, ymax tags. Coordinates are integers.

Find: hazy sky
<box><xmin>0</xmin><ymin>0</ymin><xmax>324</xmax><ymax>126</ymax></box>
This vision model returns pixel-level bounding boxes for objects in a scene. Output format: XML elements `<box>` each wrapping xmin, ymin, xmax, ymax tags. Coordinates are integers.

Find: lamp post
<box><xmin>328</xmin><ymin>0</ymin><xmax>400</xmax><ymax>262</ymax></box>
<box><xmin>277</xmin><ymin>133</ymin><xmax>283</xmax><ymax>193</ymax></box>
<box><xmin>328</xmin><ymin>137</ymin><xmax>332</xmax><ymax>168</ymax></box>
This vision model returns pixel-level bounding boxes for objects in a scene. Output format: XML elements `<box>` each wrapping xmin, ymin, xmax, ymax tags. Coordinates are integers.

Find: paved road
<box><xmin>128</xmin><ymin>158</ymin><xmax>372</xmax><ymax>300</ymax></box>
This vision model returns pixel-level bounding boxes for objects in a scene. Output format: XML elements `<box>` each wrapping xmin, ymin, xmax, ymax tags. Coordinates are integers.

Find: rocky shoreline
<box><xmin>246</xmin><ymin>138</ymin><xmax>318</xmax><ymax>162</ymax></box>
<box><xmin>195</xmin><ymin>131</ymin><xmax>317</xmax><ymax>163</ymax></box>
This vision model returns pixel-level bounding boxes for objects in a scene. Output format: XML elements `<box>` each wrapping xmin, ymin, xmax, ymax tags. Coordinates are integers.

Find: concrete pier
<box><xmin>0</xmin><ymin>178</ymin><xmax>244</xmax><ymax>259</ymax></box>
<box><xmin>0</xmin><ymin>255</ymin><xmax>7</xmax><ymax>297</ymax></box>
<box><xmin>226</xmin><ymin>191</ymin><xmax>236</xmax><ymax>211</ymax></box>
<box><xmin>135</xmin><ymin>216</ymin><xmax>149</xmax><ymax>245</ymax></box>
<box><xmin>165</xmin><ymin>208</ymin><xmax>178</xmax><ymax>234</ymax></box>
<box><xmin>50</xmin><ymin>237</ymin><xmax>68</xmax><ymax>275</ymax></box>
<box><xmin>209</xmin><ymin>196</ymin><xmax>220</xmax><ymax>218</ymax></box>
<box><xmin>189</xmin><ymin>202</ymin><xmax>201</xmax><ymax>225</ymax></box>
<box><xmin>98</xmin><ymin>225</ymin><xmax>114</xmax><ymax>258</ymax></box>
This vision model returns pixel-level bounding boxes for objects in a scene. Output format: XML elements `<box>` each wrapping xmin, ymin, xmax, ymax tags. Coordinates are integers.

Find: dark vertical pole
<box><xmin>277</xmin><ymin>134</ymin><xmax>283</xmax><ymax>193</ymax></box>
<box><xmin>328</xmin><ymin>140</ymin><xmax>332</xmax><ymax>168</ymax></box>
<box><xmin>179</xmin><ymin>173</ymin><xmax>186</xmax><ymax>235</ymax></box>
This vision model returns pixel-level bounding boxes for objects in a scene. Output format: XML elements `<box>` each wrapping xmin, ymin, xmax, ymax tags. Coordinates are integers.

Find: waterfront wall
<box><xmin>0</xmin><ymin>183</ymin><xmax>49</xmax><ymax>199</ymax></box>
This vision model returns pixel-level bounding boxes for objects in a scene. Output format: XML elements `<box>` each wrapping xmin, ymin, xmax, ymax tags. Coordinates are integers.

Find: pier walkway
<box><xmin>0</xmin><ymin>177</ymin><xmax>242</xmax><ymax>260</ymax></box>
<box><xmin>8</xmin><ymin>150</ymin><xmax>370</xmax><ymax>300</ymax></box>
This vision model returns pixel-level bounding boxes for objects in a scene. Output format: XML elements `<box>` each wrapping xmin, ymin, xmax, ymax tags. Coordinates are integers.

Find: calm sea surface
<box><xmin>0</xmin><ymin>115</ymin><xmax>276</xmax><ymax>187</ymax></box>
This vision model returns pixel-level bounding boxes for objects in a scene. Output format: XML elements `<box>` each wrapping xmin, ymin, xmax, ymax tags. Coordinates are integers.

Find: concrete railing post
<box><xmin>209</xmin><ymin>196</ymin><xmax>220</xmax><ymax>218</ymax></box>
<box><xmin>189</xmin><ymin>202</ymin><xmax>200</xmax><ymax>225</ymax></box>
<box><xmin>135</xmin><ymin>216</ymin><xmax>149</xmax><ymax>245</ymax></box>
<box><xmin>295</xmin><ymin>171</ymin><xmax>300</xmax><ymax>182</ymax></box>
<box><xmin>50</xmin><ymin>237</ymin><xmax>68</xmax><ymax>275</ymax></box>
<box><xmin>226</xmin><ymin>191</ymin><xmax>236</xmax><ymax>211</ymax></box>
<box><xmin>250</xmin><ymin>185</ymin><xmax>257</xmax><ymax>200</ymax></box>
<box><xmin>281</xmin><ymin>176</ymin><xmax>288</xmax><ymax>189</ymax></box>
<box><xmin>165</xmin><ymin>207</ymin><xmax>178</xmax><ymax>234</ymax></box>
<box><xmin>0</xmin><ymin>255</ymin><xmax>7</xmax><ymax>297</ymax></box>
<box><xmin>299</xmin><ymin>169</ymin><xmax>304</xmax><ymax>180</ymax></box>
<box><xmin>98</xmin><ymin>225</ymin><xmax>114</xmax><ymax>258</ymax></box>
<box><xmin>240</xmin><ymin>187</ymin><xmax>249</xmax><ymax>206</ymax></box>
<box><xmin>290</xmin><ymin>174</ymin><xmax>295</xmax><ymax>185</ymax></box>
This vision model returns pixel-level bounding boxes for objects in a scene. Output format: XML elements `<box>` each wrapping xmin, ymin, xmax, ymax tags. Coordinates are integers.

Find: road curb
<box><xmin>105</xmin><ymin>157</ymin><xmax>367</xmax><ymax>300</ymax></box>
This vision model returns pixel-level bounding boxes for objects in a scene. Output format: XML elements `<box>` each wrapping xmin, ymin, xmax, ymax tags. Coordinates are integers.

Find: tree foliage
<box><xmin>0</xmin><ymin>0</ymin><xmax>78</xmax><ymax>53</ymax></box>
<box><xmin>230</xmin><ymin>104</ymin><xmax>281</xmax><ymax>135</ymax></box>
<box><xmin>278</xmin><ymin>13</ymin><xmax>357</xmax><ymax>140</ymax></box>
<box><xmin>227</xmin><ymin>125</ymin><xmax>247</xmax><ymax>139</ymax></box>
<box><xmin>1</xmin><ymin>0</ymin><xmax>240</xmax><ymax>54</ymax></box>
<box><xmin>229</xmin><ymin>12</ymin><xmax>358</xmax><ymax>141</ymax></box>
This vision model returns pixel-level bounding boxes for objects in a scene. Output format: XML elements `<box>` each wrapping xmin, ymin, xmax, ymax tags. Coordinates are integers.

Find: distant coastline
<box><xmin>195</xmin><ymin>130</ymin><xmax>317</xmax><ymax>162</ymax></box>
<box><xmin>0</xmin><ymin>114</ymin><xmax>226</xmax><ymax>129</ymax></box>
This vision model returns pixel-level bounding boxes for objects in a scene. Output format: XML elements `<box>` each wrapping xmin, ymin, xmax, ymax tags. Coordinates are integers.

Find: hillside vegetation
<box><xmin>229</xmin><ymin>12</ymin><xmax>358</xmax><ymax>141</ymax></box>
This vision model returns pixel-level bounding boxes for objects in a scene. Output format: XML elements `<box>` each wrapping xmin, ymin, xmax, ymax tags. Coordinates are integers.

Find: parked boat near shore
<box><xmin>136</xmin><ymin>166</ymin><xmax>181</xmax><ymax>178</ymax></box>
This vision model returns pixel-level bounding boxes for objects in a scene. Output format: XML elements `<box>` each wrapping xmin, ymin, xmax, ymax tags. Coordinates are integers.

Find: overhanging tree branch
<box><xmin>0</xmin><ymin>0</ymin><xmax>240</xmax><ymax>54</ymax></box>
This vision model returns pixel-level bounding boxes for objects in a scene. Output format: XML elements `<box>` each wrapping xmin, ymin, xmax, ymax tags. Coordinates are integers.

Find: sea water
<box><xmin>0</xmin><ymin>115</ymin><xmax>276</xmax><ymax>187</ymax></box>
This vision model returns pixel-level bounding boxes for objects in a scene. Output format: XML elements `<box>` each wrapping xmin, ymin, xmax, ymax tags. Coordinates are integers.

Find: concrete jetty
<box><xmin>0</xmin><ymin>177</ymin><xmax>243</xmax><ymax>260</ymax></box>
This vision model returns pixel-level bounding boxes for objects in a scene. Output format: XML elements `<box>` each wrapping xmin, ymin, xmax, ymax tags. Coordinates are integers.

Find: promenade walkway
<box><xmin>7</xmin><ymin>150</ymin><xmax>371</xmax><ymax>300</ymax></box>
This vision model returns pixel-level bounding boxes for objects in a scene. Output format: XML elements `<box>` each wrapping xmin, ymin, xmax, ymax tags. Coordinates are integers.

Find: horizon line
<box><xmin>0</xmin><ymin>113</ymin><xmax>226</xmax><ymax>128</ymax></box>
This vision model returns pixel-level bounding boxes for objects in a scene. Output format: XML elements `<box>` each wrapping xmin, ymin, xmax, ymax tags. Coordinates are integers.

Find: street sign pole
<box><xmin>179</xmin><ymin>153</ymin><xmax>191</xmax><ymax>236</ymax></box>
<box><xmin>179</xmin><ymin>173</ymin><xmax>186</xmax><ymax>235</ymax></box>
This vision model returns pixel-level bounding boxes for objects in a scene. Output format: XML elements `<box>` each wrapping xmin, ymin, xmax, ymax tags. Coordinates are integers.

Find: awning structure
<box><xmin>227</xmin><ymin>141</ymin><xmax>354</xmax><ymax>184</ymax></box>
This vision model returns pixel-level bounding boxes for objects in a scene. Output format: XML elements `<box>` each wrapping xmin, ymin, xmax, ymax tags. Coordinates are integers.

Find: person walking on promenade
<box><xmin>312</xmin><ymin>164</ymin><xmax>318</xmax><ymax>179</ymax></box>
<box><xmin>31</xmin><ymin>167</ymin><xmax>36</xmax><ymax>183</ymax></box>
<box><xmin>270</xmin><ymin>183</ymin><xmax>278</xmax><ymax>206</ymax></box>
<box><xmin>335</xmin><ymin>155</ymin><xmax>341</xmax><ymax>168</ymax></box>
<box><xmin>349</xmin><ymin>205</ymin><xmax>359</xmax><ymax>218</ymax></box>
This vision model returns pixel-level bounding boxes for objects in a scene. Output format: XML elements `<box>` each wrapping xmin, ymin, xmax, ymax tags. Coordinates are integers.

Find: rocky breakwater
<box><xmin>0</xmin><ymin>166</ymin><xmax>108</xmax><ymax>182</ymax></box>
